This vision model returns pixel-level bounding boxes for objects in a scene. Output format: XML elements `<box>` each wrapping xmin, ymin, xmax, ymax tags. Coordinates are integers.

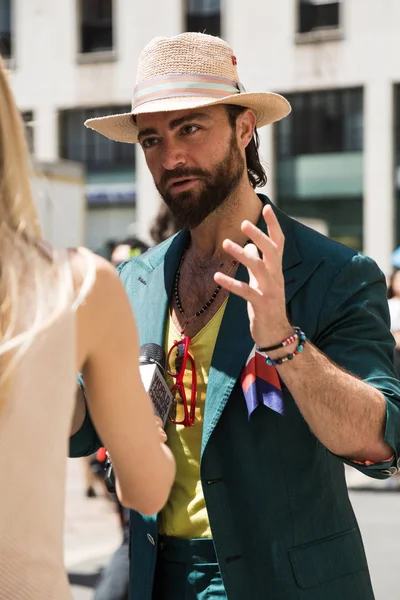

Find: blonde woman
<box><xmin>0</xmin><ymin>57</ymin><xmax>175</xmax><ymax>600</ymax></box>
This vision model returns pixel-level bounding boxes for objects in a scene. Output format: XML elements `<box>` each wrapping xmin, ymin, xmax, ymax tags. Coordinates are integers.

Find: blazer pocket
<box><xmin>288</xmin><ymin>528</ymin><xmax>368</xmax><ymax>590</ymax></box>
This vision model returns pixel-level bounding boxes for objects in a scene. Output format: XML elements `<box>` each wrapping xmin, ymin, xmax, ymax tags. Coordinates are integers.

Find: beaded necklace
<box><xmin>173</xmin><ymin>246</ymin><xmax>238</xmax><ymax>336</ymax></box>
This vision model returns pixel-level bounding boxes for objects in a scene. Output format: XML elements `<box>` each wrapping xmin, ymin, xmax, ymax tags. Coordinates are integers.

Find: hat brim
<box><xmin>84</xmin><ymin>92</ymin><xmax>291</xmax><ymax>143</ymax></box>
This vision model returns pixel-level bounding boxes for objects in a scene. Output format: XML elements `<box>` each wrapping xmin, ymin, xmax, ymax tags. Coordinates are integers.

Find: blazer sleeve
<box><xmin>314</xmin><ymin>253</ymin><xmax>400</xmax><ymax>479</ymax></box>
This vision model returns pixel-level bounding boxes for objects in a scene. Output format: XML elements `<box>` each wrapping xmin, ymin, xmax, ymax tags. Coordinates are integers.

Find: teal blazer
<box><xmin>70</xmin><ymin>196</ymin><xmax>400</xmax><ymax>600</ymax></box>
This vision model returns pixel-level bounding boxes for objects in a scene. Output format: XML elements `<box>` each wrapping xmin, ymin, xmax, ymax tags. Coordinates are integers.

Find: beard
<box><xmin>154</xmin><ymin>134</ymin><xmax>245</xmax><ymax>230</ymax></box>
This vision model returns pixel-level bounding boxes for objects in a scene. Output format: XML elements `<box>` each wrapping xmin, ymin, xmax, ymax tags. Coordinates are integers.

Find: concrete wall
<box><xmin>86</xmin><ymin>205</ymin><xmax>136</xmax><ymax>251</ymax></box>
<box><xmin>32</xmin><ymin>159</ymin><xmax>86</xmax><ymax>248</ymax></box>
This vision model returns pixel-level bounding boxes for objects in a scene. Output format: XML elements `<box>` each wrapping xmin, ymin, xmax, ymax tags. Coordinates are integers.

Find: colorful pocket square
<box><xmin>240</xmin><ymin>346</ymin><xmax>284</xmax><ymax>417</ymax></box>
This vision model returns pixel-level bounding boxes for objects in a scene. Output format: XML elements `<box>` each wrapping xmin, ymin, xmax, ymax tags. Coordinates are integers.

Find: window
<box><xmin>21</xmin><ymin>111</ymin><xmax>34</xmax><ymax>154</ymax></box>
<box><xmin>298</xmin><ymin>0</ymin><xmax>341</xmax><ymax>34</ymax></box>
<box><xmin>276</xmin><ymin>88</ymin><xmax>363</xmax><ymax>158</ymax></box>
<box><xmin>0</xmin><ymin>0</ymin><xmax>11</xmax><ymax>58</ymax></box>
<box><xmin>186</xmin><ymin>0</ymin><xmax>220</xmax><ymax>38</ymax></box>
<box><xmin>395</xmin><ymin>86</ymin><xmax>400</xmax><ymax>245</ymax></box>
<box><xmin>275</xmin><ymin>87</ymin><xmax>364</xmax><ymax>251</ymax></box>
<box><xmin>80</xmin><ymin>0</ymin><xmax>113</xmax><ymax>54</ymax></box>
<box><xmin>59</xmin><ymin>106</ymin><xmax>134</xmax><ymax>170</ymax></box>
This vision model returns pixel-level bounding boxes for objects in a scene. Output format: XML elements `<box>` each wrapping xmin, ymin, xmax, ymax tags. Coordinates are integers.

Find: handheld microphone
<box><xmin>139</xmin><ymin>343</ymin><xmax>173</xmax><ymax>427</ymax></box>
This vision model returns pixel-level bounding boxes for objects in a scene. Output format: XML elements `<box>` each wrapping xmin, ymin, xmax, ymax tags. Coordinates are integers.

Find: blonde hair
<box><xmin>0</xmin><ymin>56</ymin><xmax>72</xmax><ymax>411</ymax></box>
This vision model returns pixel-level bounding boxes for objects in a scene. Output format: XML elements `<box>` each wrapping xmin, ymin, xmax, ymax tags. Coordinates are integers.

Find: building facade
<box><xmin>4</xmin><ymin>0</ymin><xmax>399</xmax><ymax>271</ymax></box>
<box><xmin>235</xmin><ymin>0</ymin><xmax>398</xmax><ymax>275</ymax></box>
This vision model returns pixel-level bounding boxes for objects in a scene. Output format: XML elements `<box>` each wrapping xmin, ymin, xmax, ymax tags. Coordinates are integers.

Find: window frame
<box><xmin>59</xmin><ymin>105</ymin><xmax>135</xmax><ymax>170</ymax></box>
<box><xmin>0</xmin><ymin>0</ymin><xmax>13</xmax><ymax>60</ymax></box>
<box><xmin>184</xmin><ymin>0</ymin><xmax>221</xmax><ymax>38</ymax></box>
<box><xmin>21</xmin><ymin>111</ymin><xmax>35</xmax><ymax>155</ymax></box>
<box><xmin>77</xmin><ymin>0</ymin><xmax>115</xmax><ymax>57</ymax></box>
<box><xmin>295</xmin><ymin>0</ymin><xmax>344</xmax><ymax>43</ymax></box>
<box><xmin>275</xmin><ymin>87</ymin><xmax>364</xmax><ymax>159</ymax></box>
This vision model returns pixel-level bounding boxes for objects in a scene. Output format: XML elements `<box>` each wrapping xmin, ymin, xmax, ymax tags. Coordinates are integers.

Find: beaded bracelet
<box><xmin>263</xmin><ymin>330</ymin><xmax>307</xmax><ymax>367</ymax></box>
<box><xmin>256</xmin><ymin>327</ymin><xmax>301</xmax><ymax>353</ymax></box>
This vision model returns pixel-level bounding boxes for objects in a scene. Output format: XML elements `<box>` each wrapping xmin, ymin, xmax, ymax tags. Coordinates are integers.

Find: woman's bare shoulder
<box><xmin>68</xmin><ymin>247</ymin><xmax>114</xmax><ymax>275</ymax></box>
<box><xmin>68</xmin><ymin>248</ymin><xmax>121</xmax><ymax>300</ymax></box>
<box><xmin>70</xmin><ymin>250</ymin><xmax>132</xmax><ymax>367</ymax></box>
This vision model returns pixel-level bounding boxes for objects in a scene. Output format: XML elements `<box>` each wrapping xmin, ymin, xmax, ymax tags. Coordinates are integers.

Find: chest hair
<box><xmin>170</xmin><ymin>257</ymin><xmax>238</xmax><ymax>338</ymax></box>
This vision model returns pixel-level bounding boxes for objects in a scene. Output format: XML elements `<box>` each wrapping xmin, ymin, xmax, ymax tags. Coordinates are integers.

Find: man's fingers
<box><xmin>241</xmin><ymin>220</ymin><xmax>278</xmax><ymax>258</ymax></box>
<box><xmin>159</xmin><ymin>428</ymin><xmax>168</xmax><ymax>443</ymax></box>
<box><xmin>245</xmin><ymin>243</ymin><xmax>260</xmax><ymax>259</ymax></box>
<box><xmin>214</xmin><ymin>272</ymin><xmax>262</xmax><ymax>303</ymax></box>
<box><xmin>222</xmin><ymin>239</ymin><xmax>267</xmax><ymax>282</ymax></box>
<box><xmin>155</xmin><ymin>417</ymin><xmax>168</xmax><ymax>443</ymax></box>
<box><xmin>240</xmin><ymin>207</ymin><xmax>284</xmax><ymax>264</ymax></box>
<box><xmin>262</xmin><ymin>205</ymin><xmax>285</xmax><ymax>249</ymax></box>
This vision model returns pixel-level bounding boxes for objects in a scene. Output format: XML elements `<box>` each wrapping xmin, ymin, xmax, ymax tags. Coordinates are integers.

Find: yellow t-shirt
<box><xmin>159</xmin><ymin>299</ymin><xmax>228</xmax><ymax>539</ymax></box>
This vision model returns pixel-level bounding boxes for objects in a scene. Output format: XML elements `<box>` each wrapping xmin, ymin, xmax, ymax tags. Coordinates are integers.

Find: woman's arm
<box><xmin>74</xmin><ymin>254</ymin><xmax>175</xmax><ymax>516</ymax></box>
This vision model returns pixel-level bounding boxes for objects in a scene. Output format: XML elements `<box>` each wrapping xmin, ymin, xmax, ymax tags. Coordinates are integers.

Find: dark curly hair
<box><xmin>225</xmin><ymin>105</ymin><xmax>267</xmax><ymax>189</ymax></box>
<box><xmin>149</xmin><ymin>203</ymin><xmax>180</xmax><ymax>244</ymax></box>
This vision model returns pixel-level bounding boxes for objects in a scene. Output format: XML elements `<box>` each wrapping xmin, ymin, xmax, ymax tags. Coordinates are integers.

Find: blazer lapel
<box><xmin>124</xmin><ymin>230</ymin><xmax>189</xmax><ymax>347</ymax></box>
<box><xmin>201</xmin><ymin>260</ymin><xmax>253</xmax><ymax>456</ymax></box>
<box><xmin>277</xmin><ymin>209</ymin><xmax>324</xmax><ymax>305</ymax></box>
<box><xmin>201</xmin><ymin>196</ymin><xmax>324</xmax><ymax>457</ymax></box>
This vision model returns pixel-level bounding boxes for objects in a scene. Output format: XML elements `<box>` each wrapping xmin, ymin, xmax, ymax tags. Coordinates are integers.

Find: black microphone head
<box><xmin>139</xmin><ymin>343</ymin><xmax>166</xmax><ymax>372</ymax></box>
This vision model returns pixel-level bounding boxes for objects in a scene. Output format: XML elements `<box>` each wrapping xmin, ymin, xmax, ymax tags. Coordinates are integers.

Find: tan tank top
<box><xmin>0</xmin><ymin>307</ymin><xmax>76</xmax><ymax>599</ymax></box>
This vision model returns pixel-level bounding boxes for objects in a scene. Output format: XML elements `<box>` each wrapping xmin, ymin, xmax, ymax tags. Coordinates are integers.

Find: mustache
<box><xmin>159</xmin><ymin>167</ymin><xmax>210</xmax><ymax>189</ymax></box>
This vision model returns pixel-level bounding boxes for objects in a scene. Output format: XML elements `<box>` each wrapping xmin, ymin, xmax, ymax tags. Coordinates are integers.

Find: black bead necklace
<box><xmin>174</xmin><ymin>247</ymin><xmax>238</xmax><ymax>336</ymax></box>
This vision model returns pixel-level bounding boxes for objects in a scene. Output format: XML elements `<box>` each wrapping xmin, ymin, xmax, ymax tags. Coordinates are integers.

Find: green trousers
<box><xmin>152</xmin><ymin>536</ymin><xmax>227</xmax><ymax>600</ymax></box>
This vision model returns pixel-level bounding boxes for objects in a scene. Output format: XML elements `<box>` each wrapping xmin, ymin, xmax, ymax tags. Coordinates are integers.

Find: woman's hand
<box><xmin>155</xmin><ymin>416</ymin><xmax>168</xmax><ymax>443</ymax></box>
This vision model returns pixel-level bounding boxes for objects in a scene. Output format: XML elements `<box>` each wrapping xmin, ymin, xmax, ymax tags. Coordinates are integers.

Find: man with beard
<box><xmin>70</xmin><ymin>32</ymin><xmax>400</xmax><ymax>600</ymax></box>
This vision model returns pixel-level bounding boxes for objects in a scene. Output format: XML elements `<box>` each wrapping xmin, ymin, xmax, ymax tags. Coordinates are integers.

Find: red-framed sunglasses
<box><xmin>166</xmin><ymin>336</ymin><xmax>197</xmax><ymax>427</ymax></box>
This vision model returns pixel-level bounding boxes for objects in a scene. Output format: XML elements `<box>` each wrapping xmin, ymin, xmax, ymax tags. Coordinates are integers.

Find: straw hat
<box><xmin>85</xmin><ymin>32</ymin><xmax>291</xmax><ymax>143</ymax></box>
